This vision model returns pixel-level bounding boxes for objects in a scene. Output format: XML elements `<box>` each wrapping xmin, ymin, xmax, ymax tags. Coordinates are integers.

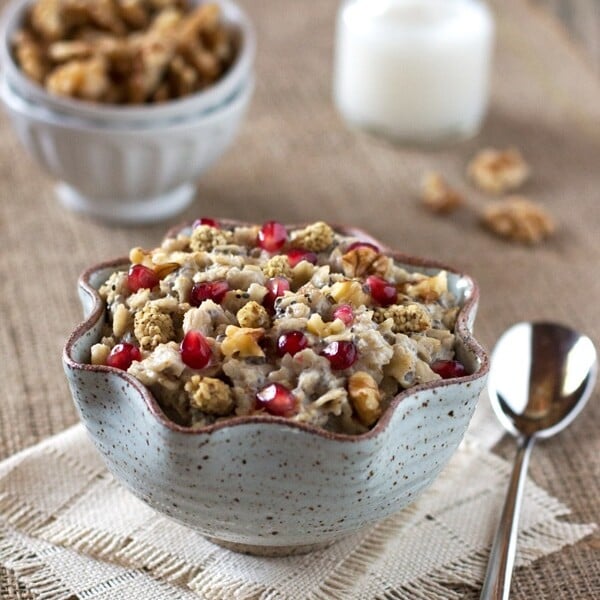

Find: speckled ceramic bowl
<box><xmin>63</xmin><ymin>223</ymin><xmax>489</xmax><ymax>556</ymax></box>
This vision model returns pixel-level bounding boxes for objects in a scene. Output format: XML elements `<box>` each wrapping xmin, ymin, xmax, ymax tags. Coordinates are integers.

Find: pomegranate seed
<box><xmin>347</xmin><ymin>241</ymin><xmax>379</xmax><ymax>253</ymax></box>
<box><xmin>106</xmin><ymin>343</ymin><xmax>141</xmax><ymax>370</ymax></box>
<box><xmin>180</xmin><ymin>330</ymin><xmax>212</xmax><ymax>369</ymax></box>
<box><xmin>255</xmin><ymin>383</ymin><xmax>297</xmax><ymax>417</ymax></box>
<box><xmin>192</xmin><ymin>217</ymin><xmax>219</xmax><ymax>228</ymax></box>
<box><xmin>333</xmin><ymin>304</ymin><xmax>354</xmax><ymax>325</ymax></box>
<box><xmin>263</xmin><ymin>277</ymin><xmax>290</xmax><ymax>313</ymax></box>
<box><xmin>127</xmin><ymin>264</ymin><xmax>160</xmax><ymax>292</ymax></box>
<box><xmin>431</xmin><ymin>360</ymin><xmax>467</xmax><ymax>379</ymax></box>
<box><xmin>257</xmin><ymin>220</ymin><xmax>287</xmax><ymax>252</ymax></box>
<box><xmin>286</xmin><ymin>248</ymin><xmax>318</xmax><ymax>267</ymax></box>
<box><xmin>190</xmin><ymin>280</ymin><xmax>229</xmax><ymax>306</ymax></box>
<box><xmin>277</xmin><ymin>330</ymin><xmax>308</xmax><ymax>357</ymax></box>
<box><xmin>366</xmin><ymin>275</ymin><xmax>397</xmax><ymax>307</ymax></box>
<box><xmin>321</xmin><ymin>340</ymin><xmax>358</xmax><ymax>370</ymax></box>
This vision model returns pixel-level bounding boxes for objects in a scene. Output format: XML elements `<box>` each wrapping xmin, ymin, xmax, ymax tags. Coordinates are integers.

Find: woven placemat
<box><xmin>0</xmin><ymin>0</ymin><xmax>599</xmax><ymax>597</ymax></box>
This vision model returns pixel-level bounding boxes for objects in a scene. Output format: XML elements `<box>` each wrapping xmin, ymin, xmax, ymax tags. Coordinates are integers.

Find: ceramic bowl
<box><xmin>0</xmin><ymin>0</ymin><xmax>255</xmax><ymax>125</ymax></box>
<box><xmin>0</xmin><ymin>74</ymin><xmax>253</xmax><ymax>224</ymax></box>
<box><xmin>63</xmin><ymin>223</ymin><xmax>489</xmax><ymax>556</ymax></box>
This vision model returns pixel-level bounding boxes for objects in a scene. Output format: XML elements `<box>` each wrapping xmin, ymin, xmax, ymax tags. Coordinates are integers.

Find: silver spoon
<box><xmin>480</xmin><ymin>322</ymin><xmax>597</xmax><ymax>600</ymax></box>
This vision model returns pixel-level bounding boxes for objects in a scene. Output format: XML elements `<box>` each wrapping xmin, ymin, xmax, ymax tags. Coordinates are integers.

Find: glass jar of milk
<box><xmin>333</xmin><ymin>0</ymin><xmax>495</xmax><ymax>145</ymax></box>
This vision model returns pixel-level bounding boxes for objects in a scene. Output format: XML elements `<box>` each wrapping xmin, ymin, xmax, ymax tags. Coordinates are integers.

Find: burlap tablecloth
<box><xmin>0</xmin><ymin>0</ymin><xmax>599</xmax><ymax>597</ymax></box>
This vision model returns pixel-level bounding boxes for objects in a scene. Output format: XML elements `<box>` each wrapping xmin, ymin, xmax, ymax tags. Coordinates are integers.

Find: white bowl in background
<box><xmin>0</xmin><ymin>0</ymin><xmax>255</xmax><ymax>126</ymax></box>
<box><xmin>0</xmin><ymin>74</ymin><xmax>254</xmax><ymax>224</ymax></box>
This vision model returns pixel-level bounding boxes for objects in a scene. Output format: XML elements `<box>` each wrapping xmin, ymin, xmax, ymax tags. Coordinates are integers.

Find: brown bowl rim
<box><xmin>63</xmin><ymin>220</ymin><xmax>489</xmax><ymax>443</ymax></box>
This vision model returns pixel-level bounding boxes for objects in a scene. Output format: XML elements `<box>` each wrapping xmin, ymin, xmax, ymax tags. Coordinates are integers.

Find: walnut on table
<box><xmin>481</xmin><ymin>196</ymin><xmax>555</xmax><ymax>244</ymax></box>
<box><xmin>468</xmin><ymin>148</ymin><xmax>530</xmax><ymax>194</ymax></box>
<box><xmin>420</xmin><ymin>172</ymin><xmax>464</xmax><ymax>214</ymax></box>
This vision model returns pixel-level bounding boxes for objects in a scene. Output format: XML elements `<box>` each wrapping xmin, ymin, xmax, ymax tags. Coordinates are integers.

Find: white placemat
<box><xmin>0</xmin><ymin>417</ymin><xmax>594</xmax><ymax>600</ymax></box>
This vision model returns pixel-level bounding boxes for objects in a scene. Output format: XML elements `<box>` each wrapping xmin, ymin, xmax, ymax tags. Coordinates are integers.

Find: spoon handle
<box><xmin>480</xmin><ymin>435</ymin><xmax>535</xmax><ymax>600</ymax></box>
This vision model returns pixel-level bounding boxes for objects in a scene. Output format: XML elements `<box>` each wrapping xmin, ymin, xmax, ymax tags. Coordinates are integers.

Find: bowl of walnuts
<box><xmin>0</xmin><ymin>0</ymin><xmax>255</xmax><ymax>223</ymax></box>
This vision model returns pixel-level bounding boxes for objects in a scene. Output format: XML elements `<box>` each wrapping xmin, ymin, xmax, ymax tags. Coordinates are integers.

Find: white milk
<box><xmin>333</xmin><ymin>0</ymin><xmax>494</xmax><ymax>144</ymax></box>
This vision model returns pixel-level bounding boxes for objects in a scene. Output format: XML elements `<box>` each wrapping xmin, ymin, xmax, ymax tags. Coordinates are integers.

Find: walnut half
<box><xmin>481</xmin><ymin>196</ymin><xmax>555</xmax><ymax>244</ymax></box>
<box><xmin>421</xmin><ymin>172</ymin><xmax>464</xmax><ymax>214</ymax></box>
<box><xmin>468</xmin><ymin>148</ymin><xmax>530</xmax><ymax>194</ymax></box>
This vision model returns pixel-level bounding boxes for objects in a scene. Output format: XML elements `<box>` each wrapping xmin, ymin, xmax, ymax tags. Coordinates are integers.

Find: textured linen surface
<box><xmin>0</xmin><ymin>425</ymin><xmax>594</xmax><ymax>600</ymax></box>
<box><xmin>1</xmin><ymin>0</ymin><xmax>599</xmax><ymax>597</ymax></box>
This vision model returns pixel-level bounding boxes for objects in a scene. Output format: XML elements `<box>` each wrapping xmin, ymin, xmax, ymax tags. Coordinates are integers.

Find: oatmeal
<box><xmin>12</xmin><ymin>0</ymin><xmax>237</xmax><ymax>104</ymax></box>
<box><xmin>92</xmin><ymin>220</ymin><xmax>468</xmax><ymax>434</ymax></box>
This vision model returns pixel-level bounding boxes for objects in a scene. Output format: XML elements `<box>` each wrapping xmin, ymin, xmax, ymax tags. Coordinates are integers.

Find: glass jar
<box><xmin>333</xmin><ymin>0</ymin><xmax>495</xmax><ymax>145</ymax></box>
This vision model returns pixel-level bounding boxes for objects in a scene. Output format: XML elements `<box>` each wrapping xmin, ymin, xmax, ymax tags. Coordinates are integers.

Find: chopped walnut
<box><xmin>46</xmin><ymin>56</ymin><xmax>111</xmax><ymax>101</ymax></box>
<box><xmin>341</xmin><ymin>246</ymin><xmax>389</xmax><ymax>278</ymax></box>
<box><xmin>421</xmin><ymin>173</ymin><xmax>464</xmax><ymax>214</ymax></box>
<box><xmin>133</xmin><ymin>302</ymin><xmax>175</xmax><ymax>350</ymax></box>
<box><xmin>12</xmin><ymin>31</ymin><xmax>48</xmax><ymax>83</ymax></box>
<box><xmin>112</xmin><ymin>303</ymin><xmax>132</xmax><ymax>338</ymax></box>
<box><xmin>306</xmin><ymin>313</ymin><xmax>346</xmax><ymax>338</ymax></box>
<box><xmin>90</xmin><ymin>342</ymin><xmax>111</xmax><ymax>365</ymax></box>
<box><xmin>290</xmin><ymin>221</ymin><xmax>334</xmax><ymax>253</ymax></box>
<box><xmin>329</xmin><ymin>280</ymin><xmax>370</xmax><ymax>308</ymax></box>
<box><xmin>31</xmin><ymin>0</ymin><xmax>64</xmax><ymax>41</ymax></box>
<box><xmin>262</xmin><ymin>255</ymin><xmax>293</xmax><ymax>279</ymax></box>
<box><xmin>481</xmin><ymin>196</ymin><xmax>555</xmax><ymax>244</ymax></box>
<box><xmin>236</xmin><ymin>301</ymin><xmax>270</xmax><ymax>329</ymax></box>
<box><xmin>189</xmin><ymin>225</ymin><xmax>233</xmax><ymax>252</ymax></box>
<box><xmin>468</xmin><ymin>148</ymin><xmax>530</xmax><ymax>194</ymax></box>
<box><xmin>185</xmin><ymin>376</ymin><xmax>234</xmax><ymax>416</ymax></box>
<box><xmin>373</xmin><ymin>304</ymin><xmax>432</xmax><ymax>334</ymax></box>
<box><xmin>348</xmin><ymin>371</ymin><xmax>382</xmax><ymax>427</ymax></box>
<box><xmin>13</xmin><ymin>1</ymin><xmax>236</xmax><ymax>105</ymax></box>
<box><xmin>404</xmin><ymin>271</ymin><xmax>448</xmax><ymax>303</ymax></box>
<box><xmin>220</xmin><ymin>326</ymin><xmax>265</xmax><ymax>358</ymax></box>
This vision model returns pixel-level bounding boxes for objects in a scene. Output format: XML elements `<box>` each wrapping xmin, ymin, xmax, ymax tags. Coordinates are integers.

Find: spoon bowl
<box><xmin>488</xmin><ymin>321</ymin><xmax>597</xmax><ymax>439</ymax></box>
<box><xmin>481</xmin><ymin>321</ymin><xmax>596</xmax><ymax>600</ymax></box>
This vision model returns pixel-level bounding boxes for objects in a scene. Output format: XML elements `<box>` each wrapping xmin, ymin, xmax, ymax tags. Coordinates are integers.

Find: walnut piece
<box><xmin>468</xmin><ymin>148</ymin><xmax>530</xmax><ymax>194</ymax></box>
<box><xmin>348</xmin><ymin>371</ymin><xmax>382</xmax><ymax>427</ymax></box>
<box><xmin>481</xmin><ymin>196</ymin><xmax>555</xmax><ymax>244</ymax></box>
<box><xmin>13</xmin><ymin>1</ymin><xmax>236</xmax><ymax>105</ymax></box>
<box><xmin>45</xmin><ymin>56</ymin><xmax>110</xmax><ymax>100</ymax></box>
<box><xmin>421</xmin><ymin>172</ymin><xmax>464</xmax><ymax>214</ymax></box>
<box><xmin>373</xmin><ymin>304</ymin><xmax>432</xmax><ymax>334</ymax></box>
<box><xmin>236</xmin><ymin>301</ymin><xmax>270</xmax><ymax>329</ymax></box>
<box><xmin>290</xmin><ymin>221</ymin><xmax>334</xmax><ymax>253</ymax></box>
<box><xmin>12</xmin><ymin>31</ymin><xmax>48</xmax><ymax>83</ymax></box>
<box><xmin>306</xmin><ymin>314</ymin><xmax>345</xmax><ymax>338</ymax></box>
<box><xmin>133</xmin><ymin>302</ymin><xmax>175</xmax><ymax>350</ymax></box>
<box><xmin>341</xmin><ymin>246</ymin><xmax>389</xmax><ymax>278</ymax></box>
<box><xmin>185</xmin><ymin>375</ymin><xmax>234</xmax><ymax>416</ymax></box>
<box><xmin>220</xmin><ymin>326</ymin><xmax>265</xmax><ymax>358</ymax></box>
<box><xmin>404</xmin><ymin>271</ymin><xmax>448</xmax><ymax>303</ymax></box>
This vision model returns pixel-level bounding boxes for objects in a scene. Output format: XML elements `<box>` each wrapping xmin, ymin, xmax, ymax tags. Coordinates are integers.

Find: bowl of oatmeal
<box><xmin>0</xmin><ymin>0</ymin><xmax>255</xmax><ymax>124</ymax></box>
<box><xmin>63</xmin><ymin>220</ymin><xmax>489</xmax><ymax>555</ymax></box>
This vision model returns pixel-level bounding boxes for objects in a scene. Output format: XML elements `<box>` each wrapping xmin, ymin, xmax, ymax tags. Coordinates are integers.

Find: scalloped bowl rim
<box><xmin>63</xmin><ymin>221</ymin><xmax>489</xmax><ymax>443</ymax></box>
<box><xmin>0</xmin><ymin>0</ymin><xmax>256</xmax><ymax>124</ymax></box>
